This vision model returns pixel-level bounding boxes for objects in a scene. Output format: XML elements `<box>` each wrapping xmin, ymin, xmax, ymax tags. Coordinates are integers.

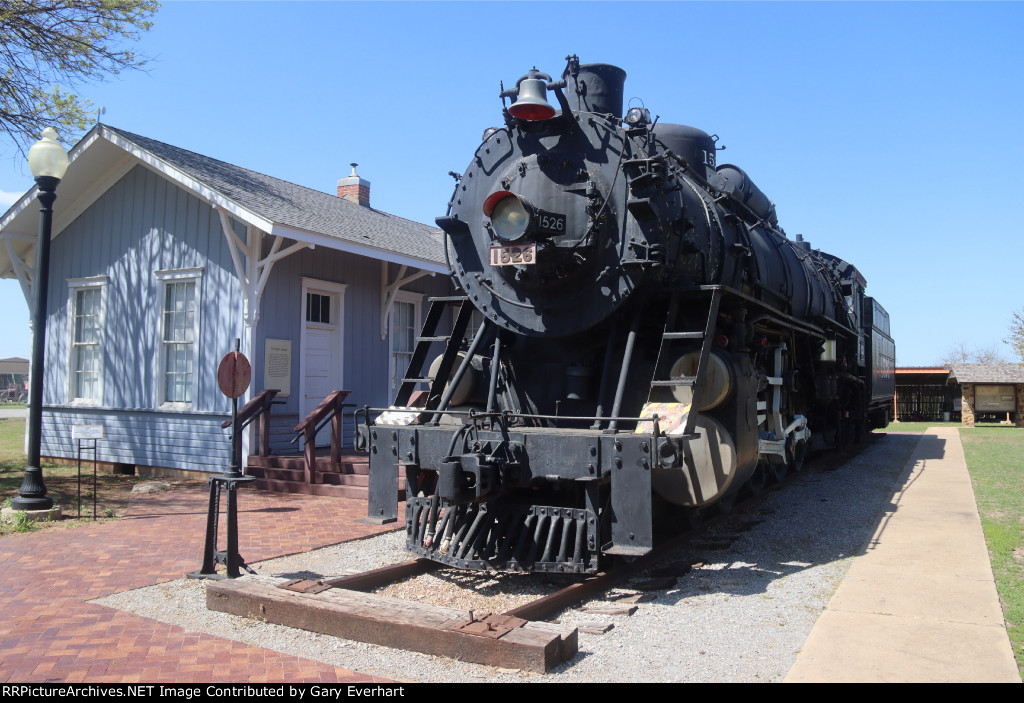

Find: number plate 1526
<box><xmin>490</xmin><ymin>244</ymin><xmax>536</xmax><ymax>266</ymax></box>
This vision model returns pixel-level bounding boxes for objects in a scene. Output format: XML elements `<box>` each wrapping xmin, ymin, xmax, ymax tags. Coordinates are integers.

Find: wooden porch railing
<box><xmin>294</xmin><ymin>390</ymin><xmax>352</xmax><ymax>485</ymax></box>
<box><xmin>221</xmin><ymin>389</ymin><xmax>280</xmax><ymax>468</ymax></box>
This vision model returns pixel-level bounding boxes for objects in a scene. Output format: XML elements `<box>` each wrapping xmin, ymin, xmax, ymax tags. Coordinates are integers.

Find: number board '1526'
<box><xmin>490</xmin><ymin>244</ymin><xmax>536</xmax><ymax>266</ymax></box>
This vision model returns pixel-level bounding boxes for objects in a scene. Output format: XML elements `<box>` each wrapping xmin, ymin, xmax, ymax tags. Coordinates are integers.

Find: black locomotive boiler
<box><xmin>359</xmin><ymin>56</ymin><xmax>895</xmax><ymax>574</ymax></box>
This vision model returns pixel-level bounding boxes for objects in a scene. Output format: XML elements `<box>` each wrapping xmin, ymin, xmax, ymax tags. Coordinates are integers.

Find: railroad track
<box><xmin>206</xmin><ymin>437</ymin><xmax>879</xmax><ymax>673</ymax></box>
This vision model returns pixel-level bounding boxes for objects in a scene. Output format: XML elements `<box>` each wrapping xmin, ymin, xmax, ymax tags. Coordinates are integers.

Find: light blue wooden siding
<box><xmin>40</xmin><ymin>408</ymin><xmax>230</xmax><ymax>472</ymax></box>
<box><xmin>39</xmin><ymin>164</ymin><xmax>242</xmax><ymax>472</ymax></box>
<box><xmin>253</xmin><ymin>249</ymin><xmax>453</xmax><ymax>448</ymax></box>
<box><xmin>36</xmin><ymin>160</ymin><xmax>452</xmax><ymax>468</ymax></box>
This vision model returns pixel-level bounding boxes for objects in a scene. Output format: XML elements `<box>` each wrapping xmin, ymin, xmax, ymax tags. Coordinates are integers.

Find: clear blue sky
<box><xmin>1</xmin><ymin>1</ymin><xmax>1022</xmax><ymax>366</ymax></box>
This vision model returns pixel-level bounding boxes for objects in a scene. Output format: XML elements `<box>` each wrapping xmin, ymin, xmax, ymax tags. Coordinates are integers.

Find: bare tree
<box><xmin>972</xmin><ymin>345</ymin><xmax>1007</xmax><ymax>364</ymax></box>
<box><xmin>938</xmin><ymin>340</ymin><xmax>1006</xmax><ymax>367</ymax></box>
<box><xmin>0</xmin><ymin>0</ymin><xmax>158</xmax><ymax>154</ymax></box>
<box><xmin>1007</xmin><ymin>308</ymin><xmax>1024</xmax><ymax>363</ymax></box>
<box><xmin>939</xmin><ymin>341</ymin><xmax>972</xmax><ymax>366</ymax></box>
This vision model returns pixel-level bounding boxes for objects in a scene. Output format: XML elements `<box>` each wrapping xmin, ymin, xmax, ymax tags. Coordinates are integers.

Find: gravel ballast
<box><xmin>94</xmin><ymin>432</ymin><xmax>921</xmax><ymax>682</ymax></box>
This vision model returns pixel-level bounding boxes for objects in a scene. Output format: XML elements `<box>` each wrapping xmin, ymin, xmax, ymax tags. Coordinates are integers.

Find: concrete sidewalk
<box><xmin>785</xmin><ymin>427</ymin><xmax>1020</xmax><ymax>683</ymax></box>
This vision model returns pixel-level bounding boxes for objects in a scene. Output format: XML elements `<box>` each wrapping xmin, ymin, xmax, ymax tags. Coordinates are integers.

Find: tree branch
<box><xmin>0</xmin><ymin>0</ymin><xmax>158</xmax><ymax>155</ymax></box>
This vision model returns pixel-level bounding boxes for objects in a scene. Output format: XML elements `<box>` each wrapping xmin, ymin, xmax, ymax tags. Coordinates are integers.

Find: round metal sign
<box><xmin>217</xmin><ymin>351</ymin><xmax>251</xmax><ymax>399</ymax></box>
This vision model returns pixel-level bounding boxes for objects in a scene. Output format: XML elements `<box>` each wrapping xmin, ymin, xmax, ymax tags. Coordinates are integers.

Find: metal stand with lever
<box><xmin>188</xmin><ymin>341</ymin><xmax>257</xmax><ymax>580</ymax></box>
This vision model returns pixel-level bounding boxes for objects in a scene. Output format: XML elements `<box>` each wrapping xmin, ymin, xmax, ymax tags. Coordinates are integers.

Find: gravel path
<box><xmin>94</xmin><ymin>432</ymin><xmax>921</xmax><ymax>683</ymax></box>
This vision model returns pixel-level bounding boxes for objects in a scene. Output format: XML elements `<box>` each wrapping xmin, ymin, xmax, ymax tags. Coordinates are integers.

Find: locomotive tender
<box><xmin>359</xmin><ymin>56</ymin><xmax>895</xmax><ymax>574</ymax></box>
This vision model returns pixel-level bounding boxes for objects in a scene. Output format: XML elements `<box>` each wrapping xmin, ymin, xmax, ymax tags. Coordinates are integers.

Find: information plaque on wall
<box><xmin>264</xmin><ymin>338</ymin><xmax>292</xmax><ymax>397</ymax></box>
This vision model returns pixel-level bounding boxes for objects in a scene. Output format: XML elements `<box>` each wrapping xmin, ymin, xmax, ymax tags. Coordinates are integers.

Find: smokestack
<box><xmin>337</xmin><ymin>163</ymin><xmax>370</xmax><ymax>207</ymax></box>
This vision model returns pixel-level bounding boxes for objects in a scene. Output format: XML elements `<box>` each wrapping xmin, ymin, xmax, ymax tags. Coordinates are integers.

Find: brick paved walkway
<box><xmin>0</xmin><ymin>486</ymin><xmax>399</xmax><ymax>683</ymax></box>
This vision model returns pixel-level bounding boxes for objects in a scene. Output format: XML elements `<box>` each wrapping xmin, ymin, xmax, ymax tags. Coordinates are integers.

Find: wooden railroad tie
<box><xmin>206</xmin><ymin>574</ymin><xmax>578</xmax><ymax>673</ymax></box>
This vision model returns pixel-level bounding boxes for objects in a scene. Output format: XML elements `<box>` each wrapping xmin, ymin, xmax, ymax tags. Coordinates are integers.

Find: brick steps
<box><xmin>251</xmin><ymin>478</ymin><xmax>388</xmax><ymax>500</ymax></box>
<box><xmin>246</xmin><ymin>455</ymin><xmax>369</xmax><ymax>471</ymax></box>
<box><xmin>244</xmin><ymin>452</ymin><xmax>403</xmax><ymax>501</ymax></box>
<box><xmin>252</xmin><ymin>467</ymin><xmax>369</xmax><ymax>486</ymax></box>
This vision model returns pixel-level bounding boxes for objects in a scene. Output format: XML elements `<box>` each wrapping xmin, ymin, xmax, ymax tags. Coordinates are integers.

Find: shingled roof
<box><xmin>948</xmin><ymin>363</ymin><xmax>1024</xmax><ymax>384</ymax></box>
<box><xmin>101</xmin><ymin>125</ymin><xmax>448</xmax><ymax>269</ymax></box>
<box><xmin>2</xmin><ymin>124</ymin><xmax>452</xmax><ymax>290</ymax></box>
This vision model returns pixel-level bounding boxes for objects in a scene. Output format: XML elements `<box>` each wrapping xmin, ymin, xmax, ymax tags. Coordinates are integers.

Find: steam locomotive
<box><xmin>359</xmin><ymin>56</ymin><xmax>894</xmax><ymax>574</ymax></box>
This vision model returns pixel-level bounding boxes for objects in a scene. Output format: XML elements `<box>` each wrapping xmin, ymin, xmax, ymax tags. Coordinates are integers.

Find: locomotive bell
<box><xmin>508</xmin><ymin>78</ymin><xmax>556</xmax><ymax>121</ymax></box>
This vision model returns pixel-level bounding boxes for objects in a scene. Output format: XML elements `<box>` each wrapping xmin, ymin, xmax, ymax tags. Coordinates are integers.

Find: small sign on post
<box><xmin>71</xmin><ymin>425</ymin><xmax>103</xmax><ymax>440</ymax></box>
<box><xmin>218</xmin><ymin>348</ymin><xmax>251</xmax><ymax>477</ymax></box>
<box><xmin>217</xmin><ymin>350</ymin><xmax>251</xmax><ymax>400</ymax></box>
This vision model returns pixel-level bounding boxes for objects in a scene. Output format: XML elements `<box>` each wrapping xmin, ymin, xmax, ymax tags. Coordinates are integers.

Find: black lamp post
<box><xmin>12</xmin><ymin>128</ymin><xmax>68</xmax><ymax>512</ymax></box>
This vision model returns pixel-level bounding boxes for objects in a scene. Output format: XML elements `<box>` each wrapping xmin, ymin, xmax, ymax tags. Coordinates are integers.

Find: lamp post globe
<box><xmin>28</xmin><ymin>128</ymin><xmax>69</xmax><ymax>180</ymax></box>
<box><xmin>11</xmin><ymin>128</ymin><xmax>68</xmax><ymax>512</ymax></box>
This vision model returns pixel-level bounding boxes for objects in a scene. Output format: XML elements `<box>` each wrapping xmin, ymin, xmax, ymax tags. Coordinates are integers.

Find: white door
<box><xmin>300</xmin><ymin>280</ymin><xmax>346</xmax><ymax>446</ymax></box>
<box><xmin>304</xmin><ymin>327</ymin><xmax>333</xmax><ymax>408</ymax></box>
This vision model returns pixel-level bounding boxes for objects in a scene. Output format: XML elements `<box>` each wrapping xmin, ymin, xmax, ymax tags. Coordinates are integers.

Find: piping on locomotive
<box><xmin>358</xmin><ymin>56</ymin><xmax>895</xmax><ymax>574</ymax></box>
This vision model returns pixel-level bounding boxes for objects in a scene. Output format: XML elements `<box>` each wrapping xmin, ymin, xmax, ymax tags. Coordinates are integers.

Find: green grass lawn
<box><xmin>0</xmin><ymin>418</ymin><xmax>138</xmax><ymax>532</ymax></box>
<box><xmin>878</xmin><ymin>421</ymin><xmax>962</xmax><ymax>434</ymax></box>
<box><xmin>960</xmin><ymin>427</ymin><xmax>1024</xmax><ymax>677</ymax></box>
<box><xmin>0</xmin><ymin>416</ymin><xmax>56</xmax><ymax>476</ymax></box>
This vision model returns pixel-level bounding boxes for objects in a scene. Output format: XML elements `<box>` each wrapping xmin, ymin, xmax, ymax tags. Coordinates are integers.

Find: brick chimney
<box><xmin>337</xmin><ymin>163</ymin><xmax>370</xmax><ymax>207</ymax></box>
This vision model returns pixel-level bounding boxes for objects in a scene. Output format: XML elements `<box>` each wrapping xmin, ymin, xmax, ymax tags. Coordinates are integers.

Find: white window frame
<box><xmin>155</xmin><ymin>267</ymin><xmax>203</xmax><ymax>409</ymax></box>
<box><xmin>66</xmin><ymin>276</ymin><xmax>108</xmax><ymax>406</ymax></box>
<box><xmin>388</xmin><ymin>290</ymin><xmax>422</xmax><ymax>401</ymax></box>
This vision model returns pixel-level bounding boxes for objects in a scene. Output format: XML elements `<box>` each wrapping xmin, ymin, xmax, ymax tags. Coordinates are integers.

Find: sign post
<box><xmin>72</xmin><ymin>424</ymin><xmax>102</xmax><ymax>519</ymax></box>
<box><xmin>189</xmin><ymin>340</ymin><xmax>257</xmax><ymax>580</ymax></box>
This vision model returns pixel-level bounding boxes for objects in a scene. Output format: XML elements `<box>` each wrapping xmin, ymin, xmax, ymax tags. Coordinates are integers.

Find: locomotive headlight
<box><xmin>492</xmin><ymin>197</ymin><xmax>530</xmax><ymax>241</ymax></box>
<box><xmin>483</xmin><ymin>191</ymin><xmax>532</xmax><ymax>242</ymax></box>
<box><xmin>625</xmin><ymin>107</ymin><xmax>651</xmax><ymax>126</ymax></box>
